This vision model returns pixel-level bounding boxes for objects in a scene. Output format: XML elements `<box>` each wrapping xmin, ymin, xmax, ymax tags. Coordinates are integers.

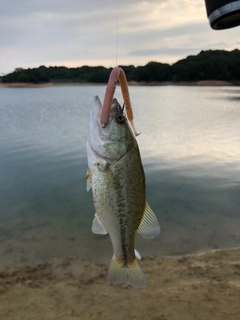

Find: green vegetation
<box><xmin>1</xmin><ymin>49</ymin><xmax>240</xmax><ymax>84</ymax></box>
<box><xmin>172</xmin><ymin>49</ymin><xmax>240</xmax><ymax>82</ymax></box>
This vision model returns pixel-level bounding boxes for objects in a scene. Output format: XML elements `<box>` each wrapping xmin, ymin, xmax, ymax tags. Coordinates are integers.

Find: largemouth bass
<box><xmin>87</xmin><ymin>96</ymin><xmax>160</xmax><ymax>288</ymax></box>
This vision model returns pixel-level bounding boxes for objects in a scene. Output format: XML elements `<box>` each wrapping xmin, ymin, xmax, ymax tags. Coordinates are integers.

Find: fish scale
<box><xmin>87</xmin><ymin>96</ymin><xmax>160</xmax><ymax>287</ymax></box>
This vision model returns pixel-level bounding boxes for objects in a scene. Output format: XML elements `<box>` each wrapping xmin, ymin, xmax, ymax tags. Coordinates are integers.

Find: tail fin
<box><xmin>107</xmin><ymin>256</ymin><xmax>146</xmax><ymax>288</ymax></box>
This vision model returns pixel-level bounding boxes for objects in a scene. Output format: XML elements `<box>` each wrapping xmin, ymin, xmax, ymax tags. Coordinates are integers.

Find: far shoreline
<box><xmin>0</xmin><ymin>80</ymin><xmax>239</xmax><ymax>88</ymax></box>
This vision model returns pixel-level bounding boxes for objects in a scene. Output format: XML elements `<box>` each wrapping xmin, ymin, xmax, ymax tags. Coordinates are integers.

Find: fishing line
<box><xmin>115</xmin><ymin>0</ymin><xmax>119</xmax><ymax>67</ymax></box>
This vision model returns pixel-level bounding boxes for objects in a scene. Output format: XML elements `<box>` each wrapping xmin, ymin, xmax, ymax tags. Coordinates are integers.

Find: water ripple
<box><xmin>1</xmin><ymin>86</ymin><xmax>240</xmax><ymax>267</ymax></box>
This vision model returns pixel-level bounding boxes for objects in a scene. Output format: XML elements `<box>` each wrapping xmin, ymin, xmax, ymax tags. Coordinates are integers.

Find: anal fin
<box><xmin>134</xmin><ymin>249</ymin><xmax>141</xmax><ymax>260</ymax></box>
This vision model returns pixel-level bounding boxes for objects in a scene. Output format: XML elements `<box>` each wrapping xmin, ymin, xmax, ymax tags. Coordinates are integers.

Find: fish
<box><xmin>87</xmin><ymin>96</ymin><xmax>160</xmax><ymax>288</ymax></box>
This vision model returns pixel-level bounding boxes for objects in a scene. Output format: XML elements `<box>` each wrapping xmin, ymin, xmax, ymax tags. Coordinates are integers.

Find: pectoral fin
<box><xmin>95</xmin><ymin>160</ymin><xmax>108</xmax><ymax>171</ymax></box>
<box><xmin>86</xmin><ymin>167</ymin><xmax>92</xmax><ymax>191</ymax></box>
<box><xmin>137</xmin><ymin>202</ymin><xmax>160</xmax><ymax>239</ymax></box>
<box><xmin>92</xmin><ymin>213</ymin><xmax>108</xmax><ymax>235</ymax></box>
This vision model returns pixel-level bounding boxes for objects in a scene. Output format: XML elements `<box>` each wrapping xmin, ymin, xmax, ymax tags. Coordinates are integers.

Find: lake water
<box><xmin>0</xmin><ymin>85</ymin><xmax>240</xmax><ymax>270</ymax></box>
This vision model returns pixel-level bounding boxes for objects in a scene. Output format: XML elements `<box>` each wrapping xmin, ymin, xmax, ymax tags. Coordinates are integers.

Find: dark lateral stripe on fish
<box><xmin>119</xmin><ymin>219</ymin><xmax>128</xmax><ymax>266</ymax></box>
<box><xmin>112</xmin><ymin>169</ymin><xmax>130</xmax><ymax>265</ymax></box>
<box><xmin>117</xmin><ymin>200</ymin><xmax>128</xmax><ymax>265</ymax></box>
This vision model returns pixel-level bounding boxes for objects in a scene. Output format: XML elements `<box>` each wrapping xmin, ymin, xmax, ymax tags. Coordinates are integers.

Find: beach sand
<box><xmin>0</xmin><ymin>248</ymin><xmax>240</xmax><ymax>320</ymax></box>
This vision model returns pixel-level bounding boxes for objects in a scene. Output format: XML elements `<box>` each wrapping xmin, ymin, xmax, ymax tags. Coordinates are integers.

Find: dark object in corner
<box><xmin>204</xmin><ymin>0</ymin><xmax>240</xmax><ymax>29</ymax></box>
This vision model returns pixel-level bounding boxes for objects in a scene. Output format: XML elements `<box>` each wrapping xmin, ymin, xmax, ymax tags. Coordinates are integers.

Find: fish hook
<box><xmin>101</xmin><ymin>67</ymin><xmax>139</xmax><ymax>136</ymax></box>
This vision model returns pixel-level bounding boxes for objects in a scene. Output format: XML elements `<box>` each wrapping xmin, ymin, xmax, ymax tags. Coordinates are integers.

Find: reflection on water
<box><xmin>0</xmin><ymin>85</ymin><xmax>240</xmax><ymax>270</ymax></box>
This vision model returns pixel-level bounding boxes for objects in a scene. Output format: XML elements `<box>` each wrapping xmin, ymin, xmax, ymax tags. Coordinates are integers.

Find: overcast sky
<box><xmin>1</xmin><ymin>0</ymin><xmax>240</xmax><ymax>74</ymax></box>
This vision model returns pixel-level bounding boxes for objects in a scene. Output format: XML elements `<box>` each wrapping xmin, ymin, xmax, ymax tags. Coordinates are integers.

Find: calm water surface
<box><xmin>0</xmin><ymin>85</ymin><xmax>240</xmax><ymax>270</ymax></box>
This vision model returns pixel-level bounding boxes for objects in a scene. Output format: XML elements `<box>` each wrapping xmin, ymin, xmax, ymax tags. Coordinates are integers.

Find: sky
<box><xmin>1</xmin><ymin>0</ymin><xmax>240</xmax><ymax>75</ymax></box>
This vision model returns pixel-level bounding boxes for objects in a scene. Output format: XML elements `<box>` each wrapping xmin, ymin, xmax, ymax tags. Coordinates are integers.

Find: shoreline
<box><xmin>0</xmin><ymin>247</ymin><xmax>240</xmax><ymax>319</ymax></box>
<box><xmin>0</xmin><ymin>80</ymin><xmax>239</xmax><ymax>88</ymax></box>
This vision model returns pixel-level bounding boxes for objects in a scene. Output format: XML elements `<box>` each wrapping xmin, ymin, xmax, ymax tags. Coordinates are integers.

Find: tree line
<box><xmin>1</xmin><ymin>49</ymin><xmax>240</xmax><ymax>84</ymax></box>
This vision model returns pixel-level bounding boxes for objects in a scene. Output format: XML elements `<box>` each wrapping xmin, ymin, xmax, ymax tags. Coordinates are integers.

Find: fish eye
<box><xmin>115</xmin><ymin>112</ymin><xmax>125</xmax><ymax>124</ymax></box>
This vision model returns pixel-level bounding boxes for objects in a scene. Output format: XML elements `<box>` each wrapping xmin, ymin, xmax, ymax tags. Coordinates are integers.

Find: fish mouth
<box><xmin>93</xmin><ymin>95</ymin><xmax>103</xmax><ymax>113</ymax></box>
<box><xmin>93</xmin><ymin>96</ymin><xmax>120</xmax><ymax>125</ymax></box>
<box><xmin>91</xmin><ymin>96</ymin><xmax>104</xmax><ymax>129</ymax></box>
<box><xmin>89</xmin><ymin>96</ymin><xmax>132</xmax><ymax>164</ymax></box>
<box><xmin>92</xmin><ymin>96</ymin><xmax>120</xmax><ymax>134</ymax></box>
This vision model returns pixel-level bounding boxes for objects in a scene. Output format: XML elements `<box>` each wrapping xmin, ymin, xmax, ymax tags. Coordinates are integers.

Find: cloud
<box><xmin>0</xmin><ymin>0</ymin><xmax>239</xmax><ymax>74</ymax></box>
<box><xmin>129</xmin><ymin>47</ymin><xmax>200</xmax><ymax>57</ymax></box>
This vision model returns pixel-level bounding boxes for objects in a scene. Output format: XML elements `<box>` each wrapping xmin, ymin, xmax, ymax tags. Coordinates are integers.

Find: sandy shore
<box><xmin>0</xmin><ymin>80</ymin><xmax>239</xmax><ymax>88</ymax></box>
<box><xmin>0</xmin><ymin>248</ymin><xmax>240</xmax><ymax>320</ymax></box>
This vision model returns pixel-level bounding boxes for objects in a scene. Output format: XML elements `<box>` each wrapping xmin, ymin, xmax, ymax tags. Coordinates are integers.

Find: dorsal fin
<box><xmin>137</xmin><ymin>202</ymin><xmax>160</xmax><ymax>239</ymax></box>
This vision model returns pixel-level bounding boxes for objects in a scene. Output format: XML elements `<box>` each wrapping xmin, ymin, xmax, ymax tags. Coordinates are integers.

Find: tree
<box><xmin>2</xmin><ymin>50</ymin><xmax>240</xmax><ymax>83</ymax></box>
